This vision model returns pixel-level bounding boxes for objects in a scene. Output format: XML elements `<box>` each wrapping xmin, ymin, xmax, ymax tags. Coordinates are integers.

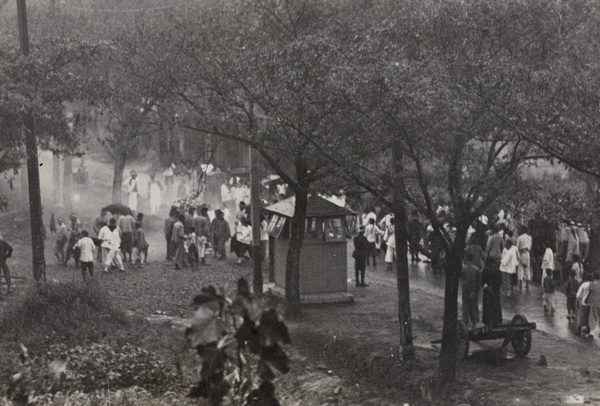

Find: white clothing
<box><xmin>541</xmin><ymin>247</ymin><xmax>555</xmax><ymax>270</ymax></box>
<box><xmin>364</xmin><ymin>223</ymin><xmax>383</xmax><ymax>244</ymax></box>
<box><xmin>105</xmin><ymin>248</ymin><xmax>124</xmax><ymax>271</ymax></box>
<box><xmin>221</xmin><ymin>184</ymin><xmax>232</xmax><ymax>202</ymax></box>
<box><xmin>363</xmin><ymin>211</ymin><xmax>377</xmax><ymax>226</ymax></box>
<box><xmin>500</xmin><ymin>246</ymin><xmax>518</xmax><ymax>274</ymax></box>
<box><xmin>577</xmin><ymin>281</ymin><xmax>591</xmax><ymax>305</ymax></box>
<box><xmin>516</xmin><ymin>233</ymin><xmax>532</xmax><ymax>281</ymax></box>
<box><xmin>196</xmin><ymin>235</ymin><xmax>208</xmax><ymax>259</ymax></box>
<box><xmin>76</xmin><ymin>237</ymin><xmax>96</xmax><ymax>263</ymax></box>
<box><xmin>385</xmin><ymin>233</ymin><xmax>396</xmax><ymax>263</ymax></box>
<box><xmin>237</xmin><ymin>225</ymin><xmax>252</xmax><ymax>245</ymax></box>
<box><xmin>105</xmin><ymin>228</ymin><xmax>121</xmax><ymax>250</ymax></box>
<box><xmin>98</xmin><ymin>225</ymin><xmax>112</xmax><ymax>249</ymax></box>
<box><xmin>260</xmin><ymin>220</ymin><xmax>269</xmax><ymax>242</ymax></box>
<box><xmin>149</xmin><ymin>181</ymin><xmax>162</xmax><ymax>214</ymax></box>
<box><xmin>127</xmin><ymin>178</ymin><xmax>138</xmax><ymax>211</ymax></box>
<box><xmin>572</xmin><ymin>262</ymin><xmax>584</xmax><ymax>283</ymax></box>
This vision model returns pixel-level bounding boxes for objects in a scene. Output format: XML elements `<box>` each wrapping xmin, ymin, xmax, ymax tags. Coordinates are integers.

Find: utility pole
<box><xmin>250</xmin><ymin>146</ymin><xmax>263</xmax><ymax>296</ymax></box>
<box><xmin>17</xmin><ymin>0</ymin><xmax>46</xmax><ymax>282</ymax></box>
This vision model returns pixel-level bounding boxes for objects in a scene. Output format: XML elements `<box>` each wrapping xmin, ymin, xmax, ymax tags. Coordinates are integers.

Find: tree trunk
<box><xmin>284</xmin><ymin>189</ymin><xmax>307</xmax><ymax>318</ymax></box>
<box><xmin>24</xmin><ymin>112</ymin><xmax>46</xmax><ymax>282</ymax></box>
<box><xmin>63</xmin><ymin>155</ymin><xmax>73</xmax><ymax>211</ymax></box>
<box><xmin>20</xmin><ymin>160</ymin><xmax>28</xmax><ymax>200</ymax></box>
<box><xmin>112</xmin><ymin>152</ymin><xmax>127</xmax><ymax>204</ymax></box>
<box><xmin>250</xmin><ymin>147</ymin><xmax>263</xmax><ymax>296</ymax></box>
<box><xmin>437</xmin><ymin>217</ymin><xmax>468</xmax><ymax>394</ymax></box>
<box><xmin>391</xmin><ymin>144</ymin><xmax>415</xmax><ymax>361</ymax></box>
<box><xmin>53</xmin><ymin>152</ymin><xmax>61</xmax><ymax>205</ymax></box>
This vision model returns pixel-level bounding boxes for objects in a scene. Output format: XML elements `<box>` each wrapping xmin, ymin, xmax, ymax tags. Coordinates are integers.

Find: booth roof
<box><xmin>265</xmin><ymin>196</ymin><xmax>355</xmax><ymax>218</ymax></box>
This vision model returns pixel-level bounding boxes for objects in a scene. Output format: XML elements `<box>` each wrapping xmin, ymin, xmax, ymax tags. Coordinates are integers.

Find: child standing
<box><xmin>132</xmin><ymin>221</ymin><xmax>149</xmax><ymax>266</ymax></box>
<box><xmin>541</xmin><ymin>240</ymin><xmax>555</xmax><ymax>283</ymax></box>
<box><xmin>565</xmin><ymin>270</ymin><xmax>581</xmax><ymax>320</ymax></box>
<box><xmin>543</xmin><ymin>268</ymin><xmax>556</xmax><ymax>314</ymax></box>
<box><xmin>76</xmin><ymin>230</ymin><xmax>96</xmax><ymax>281</ymax></box>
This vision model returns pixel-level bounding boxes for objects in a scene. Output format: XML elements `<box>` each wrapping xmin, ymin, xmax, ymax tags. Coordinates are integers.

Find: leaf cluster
<box><xmin>185</xmin><ymin>278</ymin><xmax>290</xmax><ymax>406</ymax></box>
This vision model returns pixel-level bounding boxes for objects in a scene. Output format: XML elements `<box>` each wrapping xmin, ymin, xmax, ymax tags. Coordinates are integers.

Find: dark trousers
<box><xmin>0</xmin><ymin>261</ymin><xmax>11</xmax><ymax>292</ymax></box>
<box><xmin>166</xmin><ymin>236</ymin><xmax>175</xmax><ymax>260</ymax></box>
<box><xmin>174</xmin><ymin>240</ymin><xmax>185</xmax><ymax>267</ymax></box>
<box><xmin>81</xmin><ymin>261</ymin><xmax>94</xmax><ymax>280</ymax></box>
<box><xmin>462</xmin><ymin>293</ymin><xmax>480</xmax><ymax>325</ymax></box>
<box><xmin>355</xmin><ymin>257</ymin><xmax>366</xmax><ymax>285</ymax></box>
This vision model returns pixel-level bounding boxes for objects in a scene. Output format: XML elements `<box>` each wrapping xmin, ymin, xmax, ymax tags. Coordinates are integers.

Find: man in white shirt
<box><xmin>364</xmin><ymin>218</ymin><xmax>384</xmax><ymax>266</ymax></box>
<box><xmin>76</xmin><ymin>230</ymin><xmax>96</xmax><ymax>280</ymax></box>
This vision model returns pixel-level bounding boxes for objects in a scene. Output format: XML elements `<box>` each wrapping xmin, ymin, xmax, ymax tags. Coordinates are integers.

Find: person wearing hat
<box><xmin>0</xmin><ymin>232</ymin><xmax>13</xmax><ymax>298</ymax></box>
<box><xmin>126</xmin><ymin>170</ymin><xmax>139</xmax><ymax>212</ymax></box>
<box><xmin>353</xmin><ymin>226</ymin><xmax>370</xmax><ymax>287</ymax></box>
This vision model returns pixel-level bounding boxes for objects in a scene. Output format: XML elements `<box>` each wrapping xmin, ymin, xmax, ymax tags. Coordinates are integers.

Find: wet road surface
<box><xmin>346</xmin><ymin>246</ymin><xmax>600</xmax><ymax>350</ymax></box>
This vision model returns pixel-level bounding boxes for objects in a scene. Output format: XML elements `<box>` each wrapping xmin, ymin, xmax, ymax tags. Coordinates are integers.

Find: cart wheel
<box><xmin>511</xmin><ymin>315</ymin><xmax>532</xmax><ymax>358</ymax></box>
<box><xmin>457</xmin><ymin>320</ymin><xmax>470</xmax><ymax>360</ymax></box>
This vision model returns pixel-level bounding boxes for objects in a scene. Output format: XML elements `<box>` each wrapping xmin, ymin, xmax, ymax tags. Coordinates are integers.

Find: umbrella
<box><xmin>102</xmin><ymin>203</ymin><xmax>132</xmax><ymax>216</ymax></box>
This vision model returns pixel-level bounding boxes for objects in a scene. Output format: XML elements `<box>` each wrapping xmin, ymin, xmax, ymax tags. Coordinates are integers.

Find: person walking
<box><xmin>407</xmin><ymin>211</ymin><xmax>422</xmax><ymax>262</ymax></box>
<box><xmin>364</xmin><ymin>218</ymin><xmax>384</xmax><ymax>266</ymax></box>
<box><xmin>148</xmin><ymin>173</ymin><xmax>162</xmax><ymax>215</ymax></box>
<box><xmin>103</xmin><ymin>219</ymin><xmax>125</xmax><ymax>273</ymax></box>
<box><xmin>587</xmin><ymin>272</ymin><xmax>600</xmax><ymax>339</ymax></box>
<box><xmin>211</xmin><ymin>209</ymin><xmax>231</xmax><ymax>260</ymax></box>
<box><xmin>164</xmin><ymin>206</ymin><xmax>178</xmax><ymax>261</ymax></box>
<box><xmin>565</xmin><ymin>221</ymin><xmax>580</xmax><ymax>264</ymax></box>
<box><xmin>564</xmin><ymin>270</ymin><xmax>581</xmax><ymax>320</ymax></box>
<box><xmin>516</xmin><ymin>226</ymin><xmax>532</xmax><ymax>291</ymax></box>
<box><xmin>485</xmin><ymin>226</ymin><xmax>504</xmax><ymax>269</ymax></box>
<box><xmin>481</xmin><ymin>257</ymin><xmax>503</xmax><ymax>327</ymax></box>
<box><xmin>126</xmin><ymin>170</ymin><xmax>139</xmax><ymax>212</ymax></box>
<box><xmin>76</xmin><ymin>230</ymin><xmax>96</xmax><ymax>280</ymax></box>
<box><xmin>235</xmin><ymin>218</ymin><xmax>252</xmax><ymax>264</ymax></box>
<box><xmin>500</xmin><ymin>239</ymin><xmax>519</xmax><ymax>296</ymax></box>
<box><xmin>461</xmin><ymin>252</ymin><xmax>481</xmax><ymax>329</ymax></box>
<box><xmin>576</xmin><ymin>272</ymin><xmax>593</xmax><ymax>336</ymax></box>
<box><xmin>353</xmin><ymin>225</ymin><xmax>369</xmax><ymax>287</ymax></box>
<box><xmin>0</xmin><ymin>232</ymin><xmax>13</xmax><ymax>298</ymax></box>
<box><xmin>571</xmin><ymin>254</ymin><xmax>584</xmax><ymax>283</ymax></box>
<box><xmin>172</xmin><ymin>214</ymin><xmax>186</xmax><ymax>270</ymax></box>
<box><xmin>194</xmin><ymin>206</ymin><xmax>211</xmax><ymax>265</ymax></box>
<box><xmin>384</xmin><ymin>217</ymin><xmax>396</xmax><ymax>273</ymax></box>
<box><xmin>543</xmin><ymin>268</ymin><xmax>556</xmax><ymax>314</ymax></box>
<box><xmin>465</xmin><ymin>240</ymin><xmax>485</xmax><ymax>271</ymax></box>
<box><xmin>54</xmin><ymin>217</ymin><xmax>69</xmax><ymax>264</ymax></box>
<box><xmin>93</xmin><ymin>210</ymin><xmax>108</xmax><ymax>262</ymax></box>
<box><xmin>132</xmin><ymin>221</ymin><xmax>149</xmax><ymax>266</ymax></box>
<box><xmin>117</xmin><ymin>212</ymin><xmax>135</xmax><ymax>265</ymax></box>
<box><xmin>541</xmin><ymin>240</ymin><xmax>555</xmax><ymax>282</ymax></box>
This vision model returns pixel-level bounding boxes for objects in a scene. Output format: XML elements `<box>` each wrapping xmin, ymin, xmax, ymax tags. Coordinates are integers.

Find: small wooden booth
<box><xmin>265</xmin><ymin>196</ymin><xmax>354</xmax><ymax>304</ymax></box>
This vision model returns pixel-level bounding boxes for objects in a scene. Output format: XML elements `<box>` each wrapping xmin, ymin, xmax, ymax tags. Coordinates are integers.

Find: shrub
<box><xmin>0</xmin><ymin>281</ymin><xmax>128</xmax><ymax>351</ymax></box>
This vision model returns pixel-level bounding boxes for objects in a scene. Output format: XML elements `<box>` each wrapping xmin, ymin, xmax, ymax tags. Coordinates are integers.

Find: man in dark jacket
<box><xmin>0</xmin><ymin>232</ymin><xmax>14</xmax><ymax>298</ymax></box>
<box><xmin>353</xmin><ymin>226</ymin><xmax>369</xmax><ymax>287</ymax></box>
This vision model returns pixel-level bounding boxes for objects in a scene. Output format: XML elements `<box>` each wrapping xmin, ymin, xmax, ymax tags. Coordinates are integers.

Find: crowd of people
<box><xmin>351</xmin><ymin>206</ymin><xmax>600</xmax><ymax>339</ymax></box>
<box><xmin>162</xmin><ymin>200</ymin><xmax>268</xmax><ymax>270</ymax></box>
<box><xmin>50</xmin><ymin>209</ymin><xmax>149</xmax><ymax>280</ymax></box>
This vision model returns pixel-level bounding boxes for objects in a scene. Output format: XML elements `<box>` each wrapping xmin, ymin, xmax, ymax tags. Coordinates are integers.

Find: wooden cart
<box><xmin>432</xmin><ymin>315</ymin><xmax>536</xmax><ymax>360</ymax></box>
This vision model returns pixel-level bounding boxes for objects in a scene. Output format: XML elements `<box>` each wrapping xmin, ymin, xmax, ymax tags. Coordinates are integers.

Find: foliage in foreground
<box><xmin>185</xmin><ymin>278</ymin><xmax>291</xmax><ymax>406</ymax></box>
<box><xmin>0</xmin><ymin>282</ymin><xmax>128</xmax><ymax>352</ymax></box>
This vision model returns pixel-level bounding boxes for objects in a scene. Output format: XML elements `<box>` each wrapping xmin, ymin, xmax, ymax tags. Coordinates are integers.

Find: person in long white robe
<box><xmin>148</xmin><ymin>174</ymin><xmax>162</xmax><ymax>215</ymax></box>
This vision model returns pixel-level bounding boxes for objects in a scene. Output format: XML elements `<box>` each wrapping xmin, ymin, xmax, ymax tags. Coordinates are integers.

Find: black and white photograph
<box><xmin>1</xmin><ymin>0</ymin><xmax>600</xmax><ymax>405</ymax></box>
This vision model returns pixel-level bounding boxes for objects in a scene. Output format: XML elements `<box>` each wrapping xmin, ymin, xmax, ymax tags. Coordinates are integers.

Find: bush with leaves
<box><xmin>185</xmin><ymin>278</ymin><xmax>291</xmax><ymax>406</ymax></box>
